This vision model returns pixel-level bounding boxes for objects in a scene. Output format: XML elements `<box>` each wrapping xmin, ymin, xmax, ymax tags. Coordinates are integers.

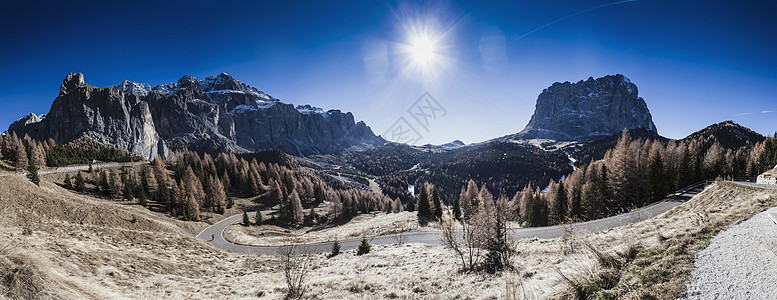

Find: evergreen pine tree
<box><xmin>581</xmin><ymin>181</ymin><xmax>605</xmax><ymax>221</ymax></box>
<box><xmin>314</xmin><ymin>183</ymin><xmax>326</xmax><ymax>205</ymax></box>
<box><xmin>75</xmin><ymin>172</ymin><xmax>86</xmax><ymax>192</ymax></box>
<box><xmin>88</xmin><ymin>161</ymin><xmax>93</xmax><ymax>173</ymax></box>
<box><xmin>570</xmin><ymin>185</ymin><xmax>582</xmax><ymax>220</ymax></box>
<box><xmin>533</xmin><ymin>194</ymin><xmax>549</xmax><ymax>226</ymax></box>
<box><xmin>99</xmin><ymin>170</ymin><xmax>109</xmax><ymax>193</ymax></box>
<box><xmin>549</xmin><ymin>181</ymin><xmax>567</xmax><ymax>225</ymax></box>
<box><xmin>255</xmin><ymin>210</ymin><xmax>263</xmax><ymax>225</ymax></box>
<box><xmin>431</xmin><ymin>186</ymin><xmax>443</xmax><ymax>220</ymax></box>
<box><xmin>27</xmin><ymin>160</ymin><xmax>40</xmax><ymax>186</ymax></box>
<box><xmin>330</xmin><ymin>238</ymin><xmax>341</xmax><ymax>257</ymax></box>
<box><xmin>156</xmin><ymin>183</ymin><xmax>171</xmax><ymax>211</ymax></box>
<box><xmin>483</xmin><ymin>213</ymin><xmax>511</xmax><ymax>273</ymax></box>
<box><xmin>138</xmin><ymin>187</ymin><xmax>148</xmax><ymax>207</ymax></box>
<box><xmin>405</xmin><ymin>198</ymin><xmax>416</xmax><ymax>212</ymax></box>
<box><xmin>416</xmin><ymin>184</ymin><xmax>431</xmax><ymax>220</ymax></box>
<box><xmin>242</xmin><ymin>211</ymin><xmax>251</xmax><ymax>226</ymax></box>
<box><xmin>124</xmin><ymin>180</ymin><xmax>135</xmax><ymax>201</ymax></box>
<box><xmin>647</xmin><ymin>150</ymin><xmax>666</xmax><ymax>205</ymax></box>
<box><xmin>64</xmin><ymin>174</ymin><xmax>73</xmax><ymax>189</ymax></box>
<box><xmin>357</xmin><ymin>237</ymin><xmax>371</xmax><ymax>255</ymax></box>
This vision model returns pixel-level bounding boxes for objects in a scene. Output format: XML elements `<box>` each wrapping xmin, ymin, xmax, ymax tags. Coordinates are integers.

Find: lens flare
<box><xmin>399</xmin><ymin>24</ymin><xmax>452</xmax><ymax>82</ymax></box>
<box><xmin>409</xmin><ymin>33</ymin><xmax>437</xmax><ymax>64</ymax></box>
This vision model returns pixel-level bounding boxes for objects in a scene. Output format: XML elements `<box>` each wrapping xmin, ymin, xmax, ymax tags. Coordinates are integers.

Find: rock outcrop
<box><xmin>516</xmin><ymin>74</ymin><xmax>656</xmax><ymax>140</ymax></box>
<box><xmin>8</xmin><ymin>73</ymin><xmax>383</xmax><ymax>159</ymax></box>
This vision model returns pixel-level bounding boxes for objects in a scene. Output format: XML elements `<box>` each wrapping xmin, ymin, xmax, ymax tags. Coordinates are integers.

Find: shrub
<box><xmin>242</xmin><ymin>211</ymin><xmax>250</xmax><ymax>227</ymax></box>
<box><xmin>63</xmin><ymin>174</ymin><xmax>72</xmax><ymax>189</ymax></box>
<box><xmin>330</xmin><ymin>238</ymin><xmax>341</xmax><ymax>257</ymax></box>
<box><xmin>26</xmin><ymin>161</ymin><xmax>40</xmax><ymax>186</ymax></box>
<box><xmin>357</xmin><ymin>237</ymin><xmax>371</xmax><ymax>255</ymax></box>
<box><xmin>483</xmin><ymin>214</ymin><xmax>511</xmax><ymax>273</ymax></box>
<box><xmin>74</xmin><ymin>172</ymin><xmax>86</xmax><ymax>192</ymax></box>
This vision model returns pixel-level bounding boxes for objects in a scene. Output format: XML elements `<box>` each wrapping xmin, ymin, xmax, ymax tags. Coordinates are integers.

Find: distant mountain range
<box><xmin>6</xmin><ymin>73</ymin><xmax>766</xmax><ymax>202</ymax></box>
<box><xmin>8</xmin><ymin>73</ymin><xmax>383</xmax><ymax>159</ymax></box>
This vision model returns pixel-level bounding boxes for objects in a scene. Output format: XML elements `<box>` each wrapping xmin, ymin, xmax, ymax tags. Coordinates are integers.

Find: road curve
<box><xmin>197</xmin><ymin>182</ymin><xmax>710</xmax><ymax>254</ymax></box>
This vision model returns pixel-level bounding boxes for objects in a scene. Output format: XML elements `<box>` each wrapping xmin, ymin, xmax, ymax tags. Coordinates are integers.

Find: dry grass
<box><xmin>224</xmin><ymin>211</ymin><xmax>425</xmax><ymax>246</ymax></box>
<box><xmin>2</xmin><ymin>172</ymin><xmax>774</xmax><ymax>299</ymax></box>
<box><xmin>0</xmin><ymin>244</ymin><xmax>45</xmax><ymax>299</ymax></box>
<box><xmin>553</xmin><ymin>181</ymin><xmax>777</xmax><ymax>299</ymax></box>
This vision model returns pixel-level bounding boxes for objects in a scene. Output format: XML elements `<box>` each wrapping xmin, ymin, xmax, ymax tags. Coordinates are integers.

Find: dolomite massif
<box><xmin>8</xmin><ymin>73</ymin><xmax>383</xmax><ymax>159</ymax></box>
<box><xmin>516</xmin><ymin>74</ymin><xmax>657</xmax><ymax>140</ymax></box>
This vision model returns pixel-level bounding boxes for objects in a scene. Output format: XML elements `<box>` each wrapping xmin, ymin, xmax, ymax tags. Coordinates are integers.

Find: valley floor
<box><xmin>1</xmin><ymin>173</ymin><xmax>775</xmax><ymax>299</ymax></box>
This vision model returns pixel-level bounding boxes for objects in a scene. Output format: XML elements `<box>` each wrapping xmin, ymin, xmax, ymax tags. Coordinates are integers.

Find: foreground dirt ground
<box><xmin>1</xmin><ymin>173</ymin><xmax>775</xmax><ymax>299</ymax></box>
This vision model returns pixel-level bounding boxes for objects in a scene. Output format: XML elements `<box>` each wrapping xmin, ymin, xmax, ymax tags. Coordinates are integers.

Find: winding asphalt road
<box><xmin>197</xmin><ymin>181</ymin><xmax>715</xmax><ymax>254</ymax></box>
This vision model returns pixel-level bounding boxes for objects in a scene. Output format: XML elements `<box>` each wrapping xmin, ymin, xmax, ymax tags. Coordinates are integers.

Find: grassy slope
<box><xmin>1</xmin><ymin>172</ymin><xmax>774</xmax><ymax>299</ymax></box>
<box><xmin>555</xmin><ymin>182</ymin><xmax>777</xmax><ymax>299</ymax></box>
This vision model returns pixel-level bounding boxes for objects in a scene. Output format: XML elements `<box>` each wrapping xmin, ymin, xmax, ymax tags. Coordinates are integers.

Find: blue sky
<box><xmin>1</xmin><ymin>0</ymin><xmax>775</xmax><ymax>144</ymax></box>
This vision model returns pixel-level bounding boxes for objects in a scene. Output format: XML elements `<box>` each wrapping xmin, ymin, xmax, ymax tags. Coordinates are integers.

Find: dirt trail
<box><xmin>682</xmin><ymin>206</ymin><xmax>777</xmax><ymax>299</ymax></box>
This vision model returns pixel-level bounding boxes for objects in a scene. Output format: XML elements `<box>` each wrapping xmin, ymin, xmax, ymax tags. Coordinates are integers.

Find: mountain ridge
<box><xmin>7</xmin><ymin>72</ymin><xmax>384</xmax><ymax>159</ymax></box>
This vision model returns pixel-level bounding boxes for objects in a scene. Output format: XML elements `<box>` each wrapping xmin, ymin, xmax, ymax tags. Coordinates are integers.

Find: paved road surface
<box><xmin>1</xmin><ymin>161</ymin><xmax>149</xmax><ymax>177</ymax></box>
<box><xmin>731</xmin><ymin>181</ymin><xmax>777</xmax><ymax>190</ymax></box>
<box><xmin>197</xmin><ymin>182</ymin><xmax>709</xmax><ymax>254</ymax></box>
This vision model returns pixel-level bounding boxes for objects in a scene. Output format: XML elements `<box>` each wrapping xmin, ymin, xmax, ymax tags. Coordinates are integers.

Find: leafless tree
<box><xmin>440</xmin><ymin>210</ymin><xmax>488</xmax><ymax>272</ymax></box>
<box><xmin>276</xmin><ymin>242</ymin><xmax>311</xmax><ymax>300</ymax></box>
<box><xmin>393</xmin><ymin>223</ymin><xmax>408</xmax><ymax>246</ymax></box>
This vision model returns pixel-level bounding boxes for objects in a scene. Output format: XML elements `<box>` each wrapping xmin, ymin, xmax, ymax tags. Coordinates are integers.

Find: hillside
<box><xmin>343</xmin><ymin>141</ymin><xmax>573</xmax><ymax>203</ymax></box>
<box><xmin>681</xmin><ymin>120</ymin><xmax>765</xmax><ymax>150</ymax></box>
<box><xmin>2</xmin><ymin>169</ymin><xmax>775</xmax><ymax>299</ymax></box>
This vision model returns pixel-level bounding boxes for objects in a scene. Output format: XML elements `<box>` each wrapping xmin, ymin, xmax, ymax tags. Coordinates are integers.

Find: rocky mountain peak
<box><xmin>59</xmin><ymin>72</ymin><xmax>85</xmax><ymax>95</ymax></box>
<box><xmin>516</xmin><ymin>74</ymin><xmax>656</xmax><ymax>141</ymax></box>
<box><xmin>177</xmin><ymin>74</ymin><xmax>198</xmax><ymax>87</ymax></box>
<box><xmin>9</xmin><ymin>72</ymin><xmax>383</xmax><ymax>159</ymax></box>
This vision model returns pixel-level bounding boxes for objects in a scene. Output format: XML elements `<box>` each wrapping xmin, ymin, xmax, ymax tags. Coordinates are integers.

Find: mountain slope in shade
<box><xmin>7</xmin><ymin>73</ymin><xmax>384</xmax><ymax>159</ymax></box>
<box><xmin>516</xmin><ymin>74</ymin><xmax>657</xmax><ymax>141</ymax></box>
<box><xmin>681</xmin><ymin>120</ymin><xmax>765</xmax><ymax>150</ymax></box>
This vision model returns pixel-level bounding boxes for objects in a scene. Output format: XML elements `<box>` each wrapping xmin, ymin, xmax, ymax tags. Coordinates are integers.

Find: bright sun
<box><xmin>399</xmin><ymin>24</ymin><xmax>449</xmax><ymax>81</ymax></box>
<box><xmin>409</xmin><ymin>34</ymin><xmax>437</xmax><ymax>64</ymax></box>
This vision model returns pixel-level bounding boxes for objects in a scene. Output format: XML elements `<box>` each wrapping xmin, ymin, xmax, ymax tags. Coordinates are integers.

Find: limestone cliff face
<box><xmin>8</xmin><ymin>73</ymin><xmax>383</xmax><ymax>159</ymax></box>
<box><xmin>11</xmin><ymin>73</ymin><xmax>167</xmax><ymax>159</ymax></box>
<box><xmin>516</xmin><ymin>74</ymin><xmax>657</xmax><ymax>140</ymax></box>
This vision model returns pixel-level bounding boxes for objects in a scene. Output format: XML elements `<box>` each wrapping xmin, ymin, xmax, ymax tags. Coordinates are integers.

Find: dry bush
<box><xmin>558</xmin><ymin>222</ymin><xmax>581</xmax><ymax>255</ymax></box>
<box><xmin>276</xmin><ymin>242</ymin><xmax>312</xmax><ymax>300</ymax></box>
<box><xmin>440</xmin><ymin>210</ymin><xmax>488</xmax><ymax>272</ymax></box>
<box><xmin>0</xmin><ymin>245</ymin><xmax>44</xmax><ymax>299</ymax></box>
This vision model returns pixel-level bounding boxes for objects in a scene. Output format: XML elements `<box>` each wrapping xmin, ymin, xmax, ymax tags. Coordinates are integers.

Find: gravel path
<box><xmin>683</xmin><ymin>206</ymin><xmax>777</xmax><ymax>299</ymax></box>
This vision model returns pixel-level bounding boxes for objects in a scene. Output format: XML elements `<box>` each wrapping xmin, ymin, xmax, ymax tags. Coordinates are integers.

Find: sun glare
<box><xmin>400</xmin><ymin>26</ymin><xmax>450</xmax><ymax>82</ymax></box>
<box><xmin>409</xmin><ymin>34</ymin><xmax>437</xmax><ymax>64</ymax></box>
